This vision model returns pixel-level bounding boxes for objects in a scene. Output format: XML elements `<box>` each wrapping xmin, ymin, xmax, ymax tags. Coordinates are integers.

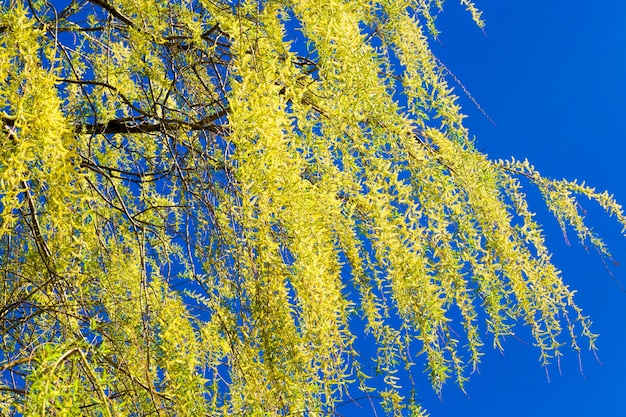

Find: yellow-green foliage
<box><xmin>1</xmin><ymin>0</ymin><xmax>624</xmax><ymax>416</ymax></box>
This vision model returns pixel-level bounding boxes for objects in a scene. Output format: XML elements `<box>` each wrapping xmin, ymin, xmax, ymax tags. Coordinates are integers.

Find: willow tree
<box><xmin>0</xmin><ymin>0</ymin><xmax>624</xmax><ymax>415</ymax></box>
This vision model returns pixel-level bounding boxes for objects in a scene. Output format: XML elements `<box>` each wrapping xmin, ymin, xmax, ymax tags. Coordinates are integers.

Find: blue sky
<box><xmin>390</xmin><ymin>2</ymin><xmax>626</xmax><ymax>416</ymax></box>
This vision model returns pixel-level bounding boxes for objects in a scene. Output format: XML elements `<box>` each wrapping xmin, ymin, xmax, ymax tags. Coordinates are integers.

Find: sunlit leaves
<box><xmin>1</xmin><ymin>0</ymin><xmax>625</xmax><ymax>416</ymax></box>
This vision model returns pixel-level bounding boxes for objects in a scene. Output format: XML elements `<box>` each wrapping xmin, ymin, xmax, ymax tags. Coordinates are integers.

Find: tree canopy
<box><xmin>1</xmin><ymin>0</ymin><xmax>625</xmax><ymax>415</ymax></box>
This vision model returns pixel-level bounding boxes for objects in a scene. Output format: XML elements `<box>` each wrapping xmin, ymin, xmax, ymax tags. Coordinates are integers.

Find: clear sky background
<box><xmin>336</xmin><ymin>1</ymin><xmax>626</xmax><ymax>416</ymax></box>
<box><xmin>381</xmin><ymin>1</ymin><xmax>626</xmax><ymax>416</ymax></box>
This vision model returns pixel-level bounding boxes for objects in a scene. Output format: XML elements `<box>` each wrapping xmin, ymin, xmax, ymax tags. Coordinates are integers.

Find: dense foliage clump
<box><xmin>1</xmin><ymin>0</ymin><xmax>624</xmax><ymax>415</ymax></box>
